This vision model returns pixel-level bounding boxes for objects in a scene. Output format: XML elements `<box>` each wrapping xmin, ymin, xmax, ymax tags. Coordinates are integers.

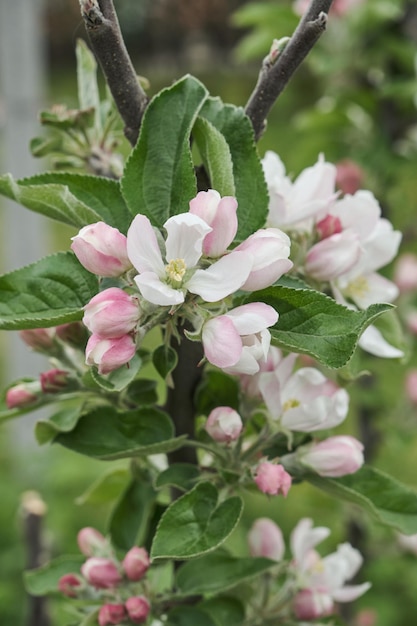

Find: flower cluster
<box><xmin>58</xmin><ymin>527</ymin><xmax>151</xmax><ymax>625</ymax></box>
<box><xmin>248</xmin><ymin>517</ymin><xmax>371</xmax><ymax>621</ymax></box>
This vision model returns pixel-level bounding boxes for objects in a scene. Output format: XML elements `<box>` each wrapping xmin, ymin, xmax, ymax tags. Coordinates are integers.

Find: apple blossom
<box><xmin>127</xmin><ymin>212</ymin><xmax>252</xmax><ymax>306</ymax></box>
<box><xmin>83</xmin><ymin>288</ymin><xmax>141</xmax><ymax>338</ymax></box>
<box><xmin>189</xmin><ymin>189</ymin><xmax>238</xmax><ymax>257</ymax></box>
<box><xmin>296</xmin><ymin>435</ymin><xmax>364</xmax><ymax>477</ymax></box>
<box><xmin>40</xmin><ymin>369</ymin><xmax>70</xmax><ymax>394</ymax></box>
<box><xmin>71</xmin><ymin>221</ymin><xmax>132</xmax><ymax>277</ymax></box>
<box><xmin>77</xmin><ymin>527</ymin><xmax>106</xmax><ymax>556</ymax></box>
<box><xmin>85</xmin><ymin>333</ymin><xmax>136</xmax><ymax>374</ymax></box>
<box><xmin>6</xmin><ymin>382</ymin><xmax>40</xmax><ymax>409</ymax></box>
<box><xmin>234</xmin><ymin>228</ymin><xmax>293</xmax><ymax>291</ymax></box>
<box><xmin>248</xmin><ymin>518</ymin><xmax>285</xmax><ymax>561</ymax></box>
<box><xmin>98</xmin><ymin>603</ymin><xmax>126</xmax><ymax>626</ymax></box>
<box><xmin>316</xmin><ymin>213</ymin><xmax>342</xmax><ymax>239</ymax></box>
<box><xmin>125</xmin><ymin>596</ymin><xmax>151</xmax><ymax>624</ymax></box>
<box><xmin>293</xmin><ymin>588</ymin><xmax>334</xmax><ymax>620</ymax></box>
<box><xmin>122</xmin><ymin>547</ymin><xmax>150</xmax><ymax>581</ymax></box>
<box><xmin>254</xmin><ymin>461</ymin><xmax>292</xmax><ymax>496</ymax></box>
<box><xmin>205</xmin><ymin>406</ymin><xmax>243</xmax><ymax>443</ymax></box>
<box><xmin>202</xmin><ymin>303</ymin><xmax>278</xmax><ymax>375</ymax></box>
<box><xmin>81</xmin><ymin>557</ymin><xmax>122</xmax><ymax>588</ymax></box>
<box><xmin>58</xmin><ymin>573</ymin><xmax>82</xmax><ymax>598</ymax></box>
<box><xmin>305</xmin><ymin>231</ymin><xmax>362</xmax><ymax>281</ymax></box>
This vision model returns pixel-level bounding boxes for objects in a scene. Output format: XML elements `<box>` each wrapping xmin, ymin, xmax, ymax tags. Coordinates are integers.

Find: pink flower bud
<box><xmin>81</xmin><ymin>557</ymin><xmax>122</xmax><ymax>589</ymax></box>
<box><xmin>77</xmin><ymin>527</ymin><xmax>106</xmax><ymax>556</ymax></box>
<box><xmin>58</xmin><ymin>573</ymin><xmax>82</xmax><ymax>598</ymax></box>
<box><xmin>299</xmin><ymin>435</ymin><xmax>364</xmax><ymax>477</ymax></box>
<box><xmin>189</xmin><ymin>189</ymin><xmax>238</xmax><ymax>257</ymax></box>
<box><xmin>125</xmin><ymin>596</ymin><xmax>151</xmax><ymax>624</ymax></box>
<box><xmin>405</xmin><ymin>370</ymin><xmax>417</xmax><ymax>406</ymax></box>
<box><xmin>98</xmin><ymin>603</ymin><xmax>126</xmax><ymax>626</ymax></box>
<box><xmin>234</xmin><ymin>228</ymin><xmax>293</xmax><ymax>291</ymax></box>
<box><xmin>248</xmin><ymin>518</ymin><xmax>285</xmax><ymax>561</ymax></box>
<box><xmin>122</xmin><ymin>547</ymin><xmax>150</xmax><ymax>581</ymax></box>
<box><xmin>83</xmin><ymin>288</ymin><xmax>140</xmax><ymax>338</ymax></box>
<box><xmin>406</xmin><ymin>311</ymin><xmax>417</xmax><ymax>336</ymax></box>
<box><xmin>85</xmin><ymin>333</ymin><xmax>136</xmax><ymax>375</ymax></box>
<box><xmin>305</xmin><ymin>231</ymin><xmax>361</xmax><ymax>281</ymax></box>
<box><xmin>6</xmin><ymin>382</ymin><xmax>40</xmax><ymax>409</ymax></box>
<box><xmin>316</xmin><ymin>214</ymin><xmax>342</xmax><ymax>239</ymax></box>
<box><xmin>254</xmin><ymin>462</ymin><xmax>292</xmax><ymax>497</ymax></box>
<box><xmin>19</xmin><ymin>328</ymin><xmax>56</xmax><ymax>352</ymax></box>
<box><xmin>293</xmin><ymin>588</ymin><xmax>334</xmax><ymax>620</ymax></box>
<box><xmin>355</xmin><ymin>609</ymin><xmax>378</xmax><ymax>626</ymax></box>
<box><xmin>40</xmin><ymin>369</ymin><xmax>70</xmax><ymax>394</ymax></box>
<box><xmin>71</xmin><ymin>222</ymin><xmax>132</xmax><ymax>277</ymax></box>
<box><xmin>394</xmin><ymin>253</ymin><xmax>417</xmax><ymax>294</ymax></box>
<box><xmin>335</xmin><ymin>159</ymin><xmax>364</xmax><ymax>195</ymax></box>
<box><xmin>205</xmin><ymin>406</ymin><xmax>243</xmax><ymax>443</ymax></box>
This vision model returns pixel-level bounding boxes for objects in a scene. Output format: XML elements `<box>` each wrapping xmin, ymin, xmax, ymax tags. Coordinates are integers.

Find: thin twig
<box><xmin>79</xmin><ymin>0</ymin><xmax>148</xmax><ymax>145</ymax></box>
<box><xmin>245</xmin><ymin>0</ymin><xmax>334</xmax><ymax>140</ymax></box>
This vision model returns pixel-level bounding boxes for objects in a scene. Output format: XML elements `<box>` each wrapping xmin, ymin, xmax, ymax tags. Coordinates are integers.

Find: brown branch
<box><xmin>245</xmin><ymin>0</ymin><xmax>334</xmax><ymax>141</ymax></box>
<box><xmin>79</xmin><ymin>0</ymin><xmax>148</xmax><ymax>145</ymax></box>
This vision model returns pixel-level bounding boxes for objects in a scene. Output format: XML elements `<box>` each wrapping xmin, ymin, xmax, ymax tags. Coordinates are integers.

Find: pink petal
<box><xmin>202</xmin><ymin>316</ymin><xmax>242</xmax><ymax>368</ymax></box>
<box><xmin>127</xmin><ymin>215</ymin><xmax>165</xmax><ymax>275</ymax></box>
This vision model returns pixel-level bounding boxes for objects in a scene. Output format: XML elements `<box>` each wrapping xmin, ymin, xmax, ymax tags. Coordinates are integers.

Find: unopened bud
<box><xmin>316</xmin><ymin>214</ymin><xmax>342</xmax><ymax>239</ymax></box>
<box><xmin>58</xmin><ymin>573</ymin><xmax>82</xmax><ymax>598</ymax></box>
<box><xmin>19</xmin><ymin>328</ymin><xmax>55</xmax><ymax>352</ymax></box>
<box><xmin>81</xmin><ymin>557</ymin><xmax>122</xmax><ymax>589</ymax></box>
<box><xmin>205</xmin><ymin>406</ymin><xmax>243</xmax><ymax>443</ymax></box>
<box><xmin>85</xmin><ymin>333</ymin><xmax>137</xmax><ymax>375</ymax></box>
<box><xmin>71</xmin><ymin>222</ymin><xmax>132</xmax><ymax>277</ymax></box>
<box><xmin>335</xmin><ymin>159</ymin><xmax>364</xmax><ymax>195</ymax></box>
<box><xmin>6</xmin><ymin>381</ymin><xmax>40</xmax><ymax>409</ymax></box>
<box><xmin>98</xmin><ymin>603</ymin><xmax>126</xmax><ymax>626</ymax></box>
<box><xmin>254</xmin><ymin>462</ymin><xmax>292</xmax><ymax>497</ymax></box>
<box><xmin>83</xmin><ymin>288</ymin><xmax>140</xmax><ymax>338</ymax></box>
<box><xmin>297</xmin><ymin>435</ymin><xmax>364</xmax><ymax>477</ymax></box>
<box><xmin>125</xmin><ymin>596</ymin><xmax>151</xmax><ymax>624</ymax></box>
<box><xmin>77</xmin><ymin>527</ymin><xmax>106</xmax><ymax>556</ymax></box>
<box><xmin>394</xmin><ymin>253</ymin><xmax>417</xmax><ymax>294</ymax></box>
<box><xmin>40</xmin><ymin>369</ymin><xmax>70</xmax><ymax>393</ymax></box>
<box><xmin>248</xmin><ymin>518</ymin><xmax>285</xmax><ymax>561</ymax></box>
<box><xmin>122</xmin><ymin>547</ymin><xmax>150</xmax><ymax>581</ymax></box>
<box><xmin>293</xmin><ymin>588</ymin><xmax>334</xmax><ymax>620</ymax></box>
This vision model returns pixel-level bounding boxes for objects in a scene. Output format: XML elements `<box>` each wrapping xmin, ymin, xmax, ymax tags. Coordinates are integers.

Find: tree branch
<box><xmin>245</xmin><ymin>0</ymin><xmax>334</xmax><ymax>141</ymax></box>
<box><xmin>79</xmin><ymin>0</ymin><xmax>148</xmax><ymax>145</ymax></box>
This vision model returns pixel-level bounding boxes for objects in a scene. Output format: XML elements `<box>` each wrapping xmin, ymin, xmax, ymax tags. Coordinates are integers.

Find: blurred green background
<box><xmin>1</xmin><ymin>0</ymin><xmax>417</xmax><ymax>624</ymax></box>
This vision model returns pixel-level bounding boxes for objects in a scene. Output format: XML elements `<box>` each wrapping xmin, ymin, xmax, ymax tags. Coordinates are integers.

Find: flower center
<box><xmin>283</xmin><ymin>398</ymin><xmax>300</xmax><ymax>412</ymax></box>
<box><xmin>345</xmin><ymin>275</ymin><xmax>369</xmax><ymax>299</ymax></box>
<box><xmin>165</xmin><ymin>258</ymin><xmax>187</xmax><ymax>285</ymax></box>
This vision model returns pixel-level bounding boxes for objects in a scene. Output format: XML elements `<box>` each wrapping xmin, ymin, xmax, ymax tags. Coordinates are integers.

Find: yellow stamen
<box><xmin>165</xmin><ymin>258</ymin><xmax>186</xmax><ymax>283</ymax></box>
<box><xmin>283</xmin><ymin>398</ymin><xmax>300</xmax><ymax>412</ymax></box>
<box><xmin>345</xmin><ymin>276</ymin><xmax>369</xmax><ymax>299</ymax></box>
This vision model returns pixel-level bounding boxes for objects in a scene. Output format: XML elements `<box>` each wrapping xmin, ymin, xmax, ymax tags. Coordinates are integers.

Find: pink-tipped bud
<box><xmin>405</xmin><ymin>370</ymin><xmax>417</xmax><ymax>406</ymax></box>
<box><xmin>394</xmin><ymin>253</ymin><xmax>417</xmax><ymax>294</ymax></box>
<box><xmin>98</xmin><ymin>603</ymin><xmax>126</xmax><ymax>626</ymax></box>
<box><xmin>85</xmin><ymin>333</ymin><xmax>136</xmax><ymax>375</ymax></box>
<box><xmin>254</xmin><ymin>462</ymin><xmax>292</xmax><ymax>497</ymax></box>
<box><xmin>83</xmin><ymin>288</ymin><xmax>140</xmax><ymax>338</ymax></box>
<box><xmin>71</xmin><ymin>222</ymin><xmax>132</xmax><ymax>277</ymax></box>
<box><xmin>305</xmin><ymin>231</ymin><xmax>361</xmax><ymax>281</ymax></box>
<box><xmin>81</xmin><ymin>557</ymin><xmax>122</xmax><ymax>589</ymax></box>
<box><xmin>19</xmin><ymin>328</ymin><xmax>55</xmax><ymax>352</ymax></box>
<box><xmin>335</xmin><ymin>159</ymin><xmax>364</xmax><ymax>195</ymax></box>
<box><xmin>248</xmin><ymin>518</ymin><xmax>285</xmax><ymax>561</ymax></box>
<box><xmin>293</xmin><ymin>588</ymin><xmax>334</xmax><ymax>620</ymax></box>
<box><xmin>205</xmin><ymin>406</ymin><xmax>243</xmax><ymax>444</ymax></box>
<box><xmin>122</xmin><ymin>547</ymin><xmax>150</xmax><ymax>581</ymax></box>
<box><xmin>125</xmin><ymin>596</ymin><xmax>151</xmax><ymax>624</ymax></box>
<box><xmin>316</xmin><ymin>214</ymin><xmax>342</xmax><ymax>240</ymax></box>
<box><xmin>299</xmin><ymin>435</ymin><xmax>364</xmax><ymax>477</ymax></box>
<box><xmin>6</xmin><ymin>382</ymin><xmax>40</xmax><ymax>409</ymax></box>
<box><xmin>58</xmin><ymin>573</ymin><xmax>82</xmax><ymax>598</ymax></box>
<box><xmin>40</xmin><ymin>369</ymin><xmax>70</xmax><ymax>394</ymax></box>
<box><xmin>77</xmin><ymin>527</ymin><xmax>106</xmax><ymax>556</ymax></box>
<box><xmin>189</xmin><ymin>189</ymin><xmax>238</xmax><ymax>257</ymax></box>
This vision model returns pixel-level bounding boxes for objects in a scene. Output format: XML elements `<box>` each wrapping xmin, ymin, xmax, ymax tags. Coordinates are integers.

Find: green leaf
<box><xmin>121</xmin><ymin>75</ymin><xmax>208</xmax><ymax>227</ymax></box>
<box><xmin>193</xmin><ymin>116</ymin><xmax>235</xmax><ymax>196</ymax></box>
<box><xmin>76</xmin><ymin>467</ymin><xmax>130</xmax><ymax>505</ymax></box>
<box><xmin>24</xmin><ymin>555</ymin><xmax>84</xmax><ymax>596</ymax></box>
<box><xmin>195</xmin><ymin>370</ymin><xmax>240</xmax><ymax>415</ymax></box>
<box><xmin>307</xmin><ymin>465</ymin><xmax>417</xmax><ymax>534</ymax></box>
<box><xmin>166</xmin><ymin>607</ymin><xmax>218</xmax><ymax>626</ymax></box>
<box><xmin>246</xmin><ymin>284</ymin><xmax>394</xmax><ymax>368</ymax></box>
<box><xmin>151</xmin><ymin>482</ymin><xmax>243</xmax><ymax>560</ymax></box>
<box><xmin>152</xmin><ymin>345</ymin><xmax>178</xmax><ymax>380</ymax></box>
<box><xmin>89</xmin><ymin>353</ymin><xmax>142</xmax><ymax>392</ymax></box>
<box><xmin>155</xmin><ymin>463</ymin><xmax>200</xmax><ymax>492</ymax></box>
<box><xmin>199</xmin><ymin>97</ymin><xmax>268</xmax><ymax>240</ymax></box>
<box><xmin>109</xmin><ymin>473</ymin><xmax>156</xmax><ymax>550</ymax></box>
<box><xmin>0</xmin><ymin>252</ymin><xmax>99</xmax><ymax>330</ymax></box>
<box><xmin>55</xmin><ymin>406</ymin><xmax>186</xmax><ymax>460</ymax></box>
<box><xmin>76</xmin><ymin>39</ymin><xmax>102</xmax><ymax>135</ymax></box>
<box><xmin>125</xmin><ymin>378</ymin><xmax>158</xmax><ymax>406</ymax></box>
<box><xmin>198</xmin><ymin>597</ymin><xmax>245</xmax><ymax>626</ymax></box>
<box><xmin>176</xmin><ymin>552</ymin><xmax>276</xmax><ymax>594</ymax></box>
<box><xmin>35</xmin><ymin>401</ymin><xmax>85</xmax><ymax>445</ymax></box>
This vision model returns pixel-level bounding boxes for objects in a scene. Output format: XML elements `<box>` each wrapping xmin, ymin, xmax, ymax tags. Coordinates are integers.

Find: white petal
<box><xmin>164</xmin><ymin>213</ymin><xmax>211</xmax><ymax>267</ymax></box>
<box><xmin>127</xmin><ymin>214</ymin><xmax>166</xmax><ymax>276</ymax></box>
<box><xmin>332</xmin><ymin>582</ymin><xmax>371</xmax><ymax>603</ymax></box>
<box><xmin>226</xmin><ymin>302</ymin><xmax>278</xmax><ymax>335</ymax></box>
<box><xmin>350</xmin><ymin>272</ymin><xmax>399</xmax><ymax>309</ymax></box>
<box><xmin>359</xmin><ymin>325</ymin><xmax>404</xmax><ymax>358</ymax></box>
<box><xmin>290</xmin><ymin>518</ymin><xmax>330</xmax><ymax>564</ymax></box>
<box><xmin>134</xmin><ymin>272</ymin><xmax>184</xmax><ymax>306</ymax></box>
<box><xmin>187</xmin><ymin>251</ymin><xmax>252</xmax><ymax>302</ymax></box>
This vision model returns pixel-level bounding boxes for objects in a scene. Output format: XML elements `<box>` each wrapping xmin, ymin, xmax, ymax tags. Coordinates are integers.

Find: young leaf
<box><xmin>166</xmin><ymin>607</ymin><xmax>218</xmax><ymax>626</ymax></box>
<box><xmin>195</xmin><ymin>370</ymin><xmax>240</xmax><ymax>415</ymax></box>
<box><xmin>307</xmin><ymin>466</ymin><xmax>417</xmax><ymax>535</ymax></box>
<box><xmin>245</xmin><ymin>284</ymin><xmax>394</xmax><ymax>369</ymax></box>
<box><xmin>76</xmin><ymin>467</ymin><xmax>131</xmax><ymax>506</ymax></box>
<box><xmin>121</xmin><ymin>75</ymin><xmax>208</xmax><ymax>227</ymax></box>
<box><xmin>199</xmin><ymin>97</ymin><xmax>268</xmax><ymax>240</ymax></box>
<box><xmin>193</xmin><ymin>116</ymin><xmax>235</xmax><ymax>196</ymax></box>
<box><xmin>0</xmin><ymin>252</ymin><xmax>99</xmax><ymax>330</ymax></box>
<box><xmin>109</xmin><ymin>474</ymin><xmax>156</xmax><ymax>550</ymax></box>
<box><xmin>35</xmin><ymin>401</ymin><xmax>85</xmax><ymax>445</ymax></box>
<box><xmin>55</xmin><ymin>406</ymin><xmax>186</xmax><ymax>460</ymax></box>
<box><xmin>176</xmin><ymin>552</ymin><xmax>276</xmax><ymax>595</ymax></box>
<box><xmin>155</xmin><ymin>463</ymin><xmax>201</xmax><ymax>492</ymax></box>
<box><xmin>152</xmin><ymin>345</ymin><xmax>178</xmax><ymax>380</ymax></box>
<box><xmin>76</xmin><ymin>38</ymin><xmax>102</xmax><ymax>135</ymax></box>
<box><xmin>198</xmin><ymin>597</ymin><xmax>245</xmax><ymax>626</ymax></box>
<box><xmin>24</xmin><ymin>555</ymin><xmax>84</xmax><ymax>596</ymax></box>
<box><xmin>151</xmin><ymin>482</ymin><xmax>243</xmax><ymax>560</ymax></box>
